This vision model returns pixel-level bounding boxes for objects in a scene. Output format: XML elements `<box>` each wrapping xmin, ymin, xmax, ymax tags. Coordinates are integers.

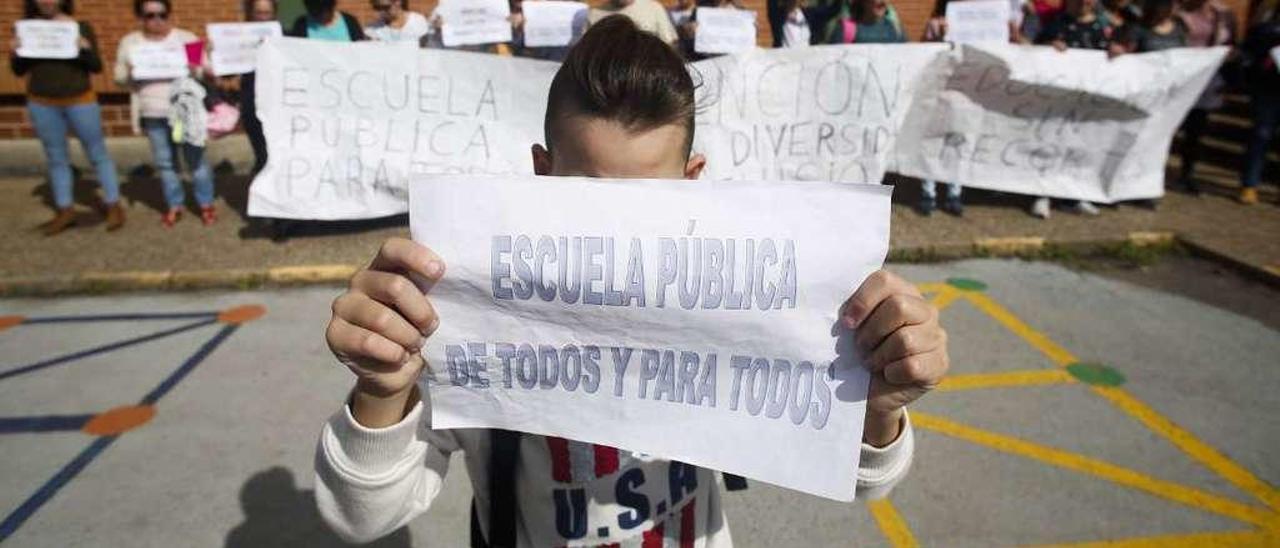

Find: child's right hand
<box><xmin>326</xmin><ymin>238</ymin><xmax>445</xmax><ymax>427</ymax></box>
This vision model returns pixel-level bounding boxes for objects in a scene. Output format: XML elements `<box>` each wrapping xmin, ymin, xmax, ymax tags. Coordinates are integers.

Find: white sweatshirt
<box><xmin>315</xmin><ymin>396</ymin><xmax>914</xmax><ymax>546</ymax></box>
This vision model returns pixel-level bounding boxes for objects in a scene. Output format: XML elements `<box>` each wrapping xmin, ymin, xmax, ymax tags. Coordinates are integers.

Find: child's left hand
<box><xmin>842</xmin><ymin>270</ymin><xmax>949</xmax><ymax>446</ymax></box>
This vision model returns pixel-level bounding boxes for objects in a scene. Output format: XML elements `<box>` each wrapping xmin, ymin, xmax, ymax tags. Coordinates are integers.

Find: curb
<box><xmin>0</xmin><ymin>231</ymin><xmax>1274</xmax><ymax>297</ymax></box>
<box><xmin>0</xmin><ymin>264</ymin><xmax>358</xmax><ymax>297</ymax></box>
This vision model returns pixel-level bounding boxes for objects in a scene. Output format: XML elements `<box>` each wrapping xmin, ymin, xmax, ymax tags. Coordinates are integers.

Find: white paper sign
<box><xmin>15</xmin><ymin>20</ymin><xmax>79</xmax><ymax>60</ymax></box>
<box><xmin>248</xmin><ymin>37</ymin><xmax>556</xmax><ymax>220</ymax></box>
<box><xmin>129</xmin><ymin>42</ymin><xmax>189</xmax><ymax>80</ymax></box>
<box><xmin>411</xmin><ymin>174</ymin><xmax>890</xmax><ymax>501</ymax></box>
<box><xmin>521</xmin><ymin>1</ymin><xmax>588</xmax><ymax>48</ymax></box>
<box><xmin>693</xmin><ymin>44</ymin><xmax>946</xmax><ymax>185</ymax></box>
<box><xmin>895</xmin><ymin>44</ymin><xmax>1228</xmax><ymax>203</ymax></box>
<box><xmin>439</xmin><ymin>0</ymin><xmax>514</xmax><ymax>47</ymax></box>
<box><xmin>693</xmin><ymin>7</ymin><xmax>757</xmax><ymax>55</ymax></box>
<box><xmin>207</xmin><ymin>21</ymin><xmax>283</xmax><ymax>76</ymax></box>
<box><xmin>945</xmin><ymin>0</ymin><xmax>1011</xmax><ymax>44</ymax></box>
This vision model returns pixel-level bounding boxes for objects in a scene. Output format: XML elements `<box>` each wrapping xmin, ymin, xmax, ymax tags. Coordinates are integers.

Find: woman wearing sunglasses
<box><xmin>114</xmin><ymin>0</ymin><xmax>218</xmax><ymax>227</ymax></box>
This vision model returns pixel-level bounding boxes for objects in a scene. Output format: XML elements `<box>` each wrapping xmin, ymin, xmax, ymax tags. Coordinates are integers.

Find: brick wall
<box><xmin>0</xmin><ymin>0</ymin><xmax>1253</xmax><ymax>139</ymax></box>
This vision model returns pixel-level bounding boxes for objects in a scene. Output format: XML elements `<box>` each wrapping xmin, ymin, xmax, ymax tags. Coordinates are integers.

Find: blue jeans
<box><xmin>28</xmin><ymin>100</ymin><xmax>120</xmax><ymax>209</ymax></box>
<box><xmin>921</xmin><ymin>180</ymin><xmax>962</xmax><ymax>202</ymax></box>
<box><xmin>141</xmin><ymin>117</ymin><xmax>214</xmax><ymax>209</ymax></box>
<box><xmin>1242</xmin><ymin>95</ymin><xmax>1280</xmax><ymax>189</ymax></box>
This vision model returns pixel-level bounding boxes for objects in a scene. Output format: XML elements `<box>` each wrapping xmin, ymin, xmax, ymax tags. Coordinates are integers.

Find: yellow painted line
<box><xmin>962</xmin><ymin>289</ymin><xmax>1280</xmax><ymax>513</ymax></box>
<box><xmin>937</xmin><ymin>369</ymin><xmax>1076</xmax><ymax>392</ymax></box>
<box><xmin>916</xmin><ymin>282</ymin><xmax>950</xmax><ymax>294</ymax></box>
<box><xmin>1265</xmin><ymin>265</ymin><xmax>1280</xmax><ymax>277</ymax></box>
<box><xmin>929</xmin><ymin>287</ymin><xmax>962</xmax><ymax>311</ymax></box>
<box><xmin>961</xmin><ymin>292</ymin><xmax>1078</xmax><ymax>366</ymax></box>
<box><xmin>1029</xmin><ymin>528</ymin><xmax>1277</xmax><ymax>548</ymax></box>
<box><xmin>912</xmin><ymin>412</ymin><xmax>1276</xmax><ymax>528</ymax></box>
<box><xmin>1091</xmin><ymin>387</ymin><xmax>1280</xmax><ymax>513</ymax></box>
<box><xmin>868</xmin><ymin>499</ymin><xmax>919</xmax><ymax>548</ymax></box>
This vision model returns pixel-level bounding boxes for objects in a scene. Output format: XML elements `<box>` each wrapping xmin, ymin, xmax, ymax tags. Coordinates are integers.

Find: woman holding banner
<box><xmin>826</xmin><ymin>0</ymin><xmax>906</xmax><ymax>43</ymax></box>
<box><xmin>917</xmin><ymin>0</ymin><xmax>965</xmax><ymax>217</ymax></box>
<box><xmin>11</xmin><ymin>0</ymin><xmax>124</xmax><ymax>235</ymax></box>
<box><xmin>367</xmin><ymin>0</ymin><xmax>431</xmax><ymax>44</ymax></box>
<box><xmin>288</xmin><ymin>0</ymin><xmax>368</xmax><ymax>41</ymax></box>
<box><xmin>240</xmin><ymin>0</ymin><xmax>278</xmax><ymax>177</ymax></box>
<box><xmin>1174</xmin><ymin>0</ymin><xmax>1237</xmax><ymax>196</ymax></box>
<box><xmin>114</xmin><ymin>0</ymin><xmax>218</xmax><ymax>227</ymax></box>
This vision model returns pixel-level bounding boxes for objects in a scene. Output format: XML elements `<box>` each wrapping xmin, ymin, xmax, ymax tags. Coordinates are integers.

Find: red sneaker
<box><xmin>200</xmin><ymin>205</ymin><xmax>217</xmax><ymax>226</ymax></box>
<box><xmin>161</xmin><ymin>208</ymin><xmax>181</xmax><ymax>228</ymax></box>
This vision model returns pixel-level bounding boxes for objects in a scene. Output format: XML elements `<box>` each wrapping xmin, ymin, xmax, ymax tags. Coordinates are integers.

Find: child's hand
<box><xmin>326</xmin><ymin>238</ymin><xmax>445</xmax><ymax>427</ymax></box>
<box><xmin>841</xmin><ymin>270</ymin><xmax>949</xmax><ymax>447</ymax></box>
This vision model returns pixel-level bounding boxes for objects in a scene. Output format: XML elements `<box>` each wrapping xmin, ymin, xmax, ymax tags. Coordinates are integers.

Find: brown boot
<box><xmin>42</xmin><ymin>208</ymin><xmax>77</xmax><ymax>236</ymax></box>
<box><xmin>105</xmin><ymin>203</ymin><xmax>126</xmax><ymax>232</ymax></box>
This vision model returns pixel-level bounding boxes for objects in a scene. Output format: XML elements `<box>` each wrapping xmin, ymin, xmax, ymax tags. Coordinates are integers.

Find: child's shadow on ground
<box><xmin>225</xmin><ymin>466</ymin><xmax>412</xmax><ymax>548</ymax></box>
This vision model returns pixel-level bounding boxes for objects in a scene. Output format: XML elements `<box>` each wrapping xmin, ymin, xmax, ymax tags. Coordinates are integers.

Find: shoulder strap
<box><xmin>478</xmin><ymin>429</ymin><xmax>521</xmax><ymax>548</ymax></box>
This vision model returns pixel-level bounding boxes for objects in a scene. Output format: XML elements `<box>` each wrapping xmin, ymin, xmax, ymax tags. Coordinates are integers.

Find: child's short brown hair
<box><xmin>544</xmin><ymin>15</ymin><xmax>697</xmax><ymax>157</ymax></box>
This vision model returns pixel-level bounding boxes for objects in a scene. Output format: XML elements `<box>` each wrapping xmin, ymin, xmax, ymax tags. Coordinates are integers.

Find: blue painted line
<box><xmin>0</xmin><ymin>414</ymin><xmax>93</xmax><ymax>434</ymax></box>
<box><xmin>0</xmin><ymin>435</ymin><xmax>118</xmax><ymax>542</ymax></box>
<box><xmin>139</xmin><ymin>324</ymin><xmax>238</xmax><ymax>405</ymax></box>
<box><xmin>21</xmin><ymin>312</ymin><xmax>219</xmax><ymax>324</ymax></box>
<box><xmin>0</xmin><ymin>318</ymin><xmax>217</xmax><ymax>382</ymax></box>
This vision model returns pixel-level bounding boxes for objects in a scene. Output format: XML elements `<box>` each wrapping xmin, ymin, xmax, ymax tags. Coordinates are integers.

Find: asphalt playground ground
<box><xmin>0</xmin><ymin>258</ymin><xmax>1277</xmax><ymax>547</ymax></box>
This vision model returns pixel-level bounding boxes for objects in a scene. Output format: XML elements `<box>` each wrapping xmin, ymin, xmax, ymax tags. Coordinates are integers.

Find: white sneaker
<box><xmin>1073</xmin><ymin>201</ymin><xmax>1100</xmax><ymax>216</ymax></box>
<box><xmin>1031</xmin><ymin>197</ymin><xmax>1050</xmax><ymax>219</ymax></box>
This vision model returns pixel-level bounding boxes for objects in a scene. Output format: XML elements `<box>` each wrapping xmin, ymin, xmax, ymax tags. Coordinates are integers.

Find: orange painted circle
<box><xmin>83</xmin><ymin>405</ymin><xmax>156</xmax><ymax>436</ymax></box>
<box><xmin>218</xmin><ymin>305</ymin><xmax>266</xmax><ymax>324</ymax></box>
<box><xmin>0</xmin><ymin>315</ymin><xmax>24</xmax><ymax>332</ymax></box>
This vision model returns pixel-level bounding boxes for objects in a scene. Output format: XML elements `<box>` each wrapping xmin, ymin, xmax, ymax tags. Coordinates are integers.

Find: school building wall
<box><xmin>0</xmin><ymin>0</ymin><xmax>1253</xmax><ymax>140</ymax></box>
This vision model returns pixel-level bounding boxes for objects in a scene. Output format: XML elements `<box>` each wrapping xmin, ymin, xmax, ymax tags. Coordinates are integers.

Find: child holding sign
<box><xmin>315</xmin><ymin>15</ymin><xmax>948</xmax><ymax>547</ymax></box>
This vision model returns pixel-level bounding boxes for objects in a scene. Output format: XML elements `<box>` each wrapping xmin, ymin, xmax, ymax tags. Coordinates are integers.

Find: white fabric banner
<box><xmin>693</xmin><ymin>8</ymin><xmax>758</xmax><ymax>55</ymax></box>
<box><xmin>207</xmin><ymin>21</ymin><xmax>283</xmax><ymax>76</ymax></box>
<box><xmin>410</xmin><ymin>174</ymin><xmax>890</xmax><ymax>501</ymax></box>
<box><xmin>521</xmin><ymin>1</ymin><xmax>588</xmax><ymax>48</ymax></box>
<box><xmin>692</xmin><ymin>44</ymin><xmax>946</xmax><ymax>185</ymax></box>
<box><xmin>895</xmin><ymin>44</ymin><xmax>1229</xmax><ymax>203</ymax></box>
<box><xmin>438</xmin><ymin>0</ymin><xmax>514</xmax><ymax>47</ymax></box>
<box><xmin>14</xmin><ymin>20</ymin><xmax>79</xmax><ymax>60</ymax></box>
<box><xmin>945</xmin><ymin>0</ymin><xmax>1011</xmax><ymax>45</ymax></box>
<box><xmin>129</xmin><ymin>41</ymin><xmax>189</xmax><ymax>80</ymax></box>
<box><xmin>249</xmin><ymin>41</ymin><xmax>1226</xmax><ymax>218</ymax></box>
<box><xmin>248</xmin><ymin>38</ymin><xmax>556</xmax><ymax>219</ymax></box>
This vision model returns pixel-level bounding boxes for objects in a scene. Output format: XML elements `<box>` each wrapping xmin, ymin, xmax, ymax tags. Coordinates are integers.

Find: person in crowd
<box><xmin>917</xmin><ymin>0</ymin><xmax>964</xmax><ymax>216</ymax></box>
<box><xmin>1026</xmin><ymin>0</ymin><xmax>1111</xmax><ymax>218</ymax></box>
<box><xmin>10</xmin><ymin>0</ymin><xmax>123</xmax><ymax>235</ymax></box>
<box><xmin>587</xmin><ymin>0</ymin><xmax>679</xmax><ymax>46</ymax></box>
<box><xmin>238</xmin><ymin>0</ymin><xmax>277</xmax><ymax>177</ymax></box>
<box><xmin>509</xmin><ymin>0</ymin><xmax>587</xmax><ymax>60</ymax></box>
<box><xmin>366</xmin><ymin>0</ymin><xmax>431</xmax><ymax>44</ymax></box>
<box><xmin>676</xmin><ymin>0</ymin><xmax>748</xmax><ymax>60</ymax></box>
<box><xmin>769</xmin><ymin>0</ymin><xmax>844</xmax><ymax>46</ymax></box>
<box><xmin>314</xmin><ymin>16</ymin><xmax>945</xmax><ymax>547</ymax></box>
<box><xmin>1172</xmin><ymin>0</ymin><xmax>1237</xmax><ymax>195</ymax></box>
<box><xmin>1031</xmin><ymin>0</ymin><xmax>1065</xmax><ymax>25</ymax></box>
<box><xmin>114</xmin><ymin>0</ymin><xmax>217</xmax><ymax>227</ymax></box>
<box><xmin>288</xmin><ymin>0</ymin><xmax>368</xmax><ymax>41</ymax></box>
<box><xmin>1237</xmin><ymin>8</ymin><xmax>1280</xmax><ymax>204</ymax></box>
<box><xmin>1112</xmin><ymin>0</ymin><xmax>1188</xmax><ymax>208</ymax></box>
<box><xmin>670</xmin><ymin>0</ymin><xmax>697</xmax><ymax>31</ymax></box>
<box><xmin>827</xmin><ymin>0</ymin><xmax>906</xmax><ymax>43</ymax></box>
<box><xmin>1099</xmin><ymin>0</ymin><xmax>1142</xmax><ymax>28</ymax></box>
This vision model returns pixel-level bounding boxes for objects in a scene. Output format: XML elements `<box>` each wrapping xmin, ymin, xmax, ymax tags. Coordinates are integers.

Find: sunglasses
<box><xmin>372</xmin><ymin>4</ymin><xmax>394</xmax><ymax>11</ymax></box>
<box><xmin>142</xmin><ymin>11</ymin><xmax>169</xmax><ymax>20</ymax></box>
